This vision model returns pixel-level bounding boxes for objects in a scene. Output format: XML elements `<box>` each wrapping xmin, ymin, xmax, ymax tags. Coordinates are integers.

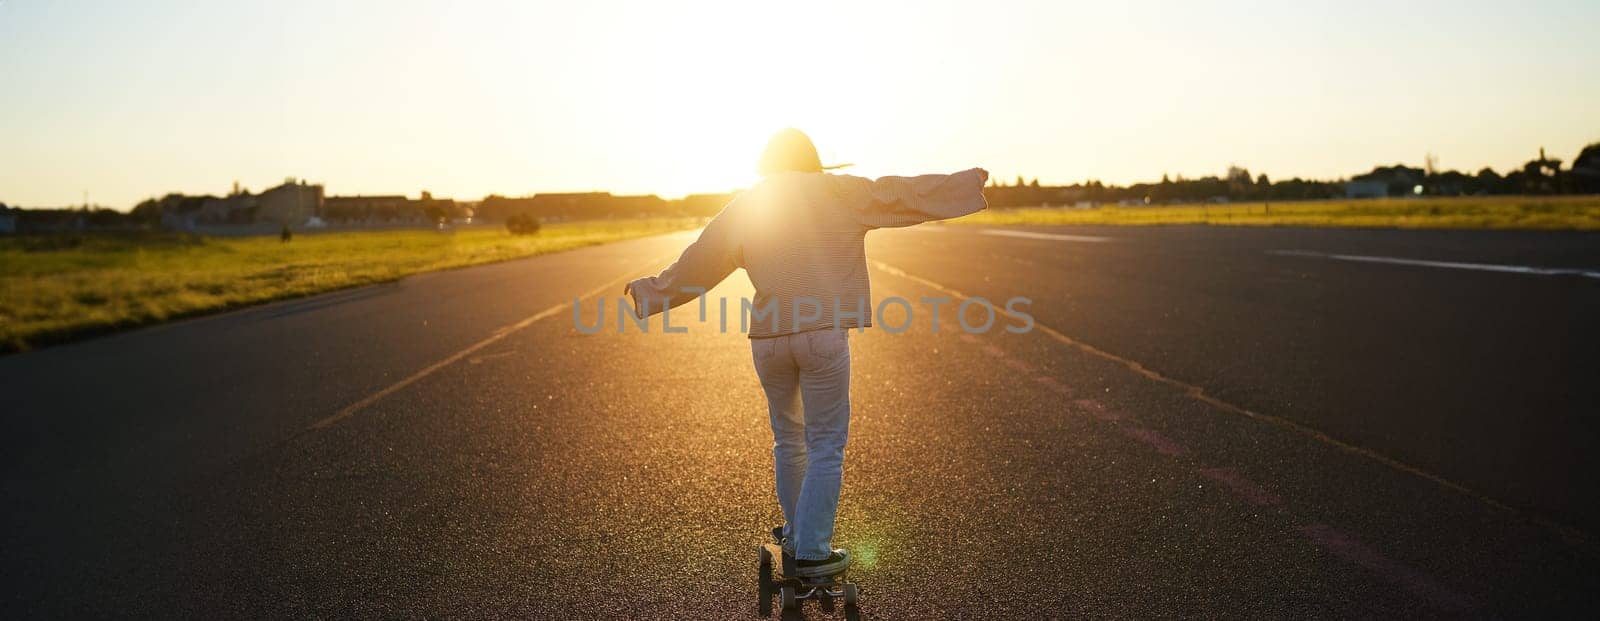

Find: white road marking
<box><xmin>979</xmin><ymin>229</ymin><xmax>1111</xmax><ymax>243</ymax></box>
<box><xmin>308</xmin><ymin>256</ymin><xmax>671</xmax><ymax>431</ymax></box>
<box><xmin>1270</xmin><ymin>249</ymin><xmax>1600</xmax><ymax>280</ymax></box>
<box><xmin>868</xmin><ymin>258</ymin><xmax>1595</xmax><ymax>545</ymax></box>
<box><xmin>1301</xmin><ymin>524</ymin><xmax>1476</xmax><ymax>611</ymax></box>
<box><xmin>468</xmin><ymin>351</ymin><xmax>517</xmax><ymax>365</ymax></box>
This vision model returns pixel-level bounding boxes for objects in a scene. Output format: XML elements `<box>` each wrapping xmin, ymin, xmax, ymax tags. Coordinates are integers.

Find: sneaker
<box><xmin>770</xmin><ymin>526</ymin><xmax>786</xmax><ymax>544</ymax></box>
<box><xmin>793</xmin><ymin>549</ymin><xmax>851</xmax><ymax>578</ymax></box>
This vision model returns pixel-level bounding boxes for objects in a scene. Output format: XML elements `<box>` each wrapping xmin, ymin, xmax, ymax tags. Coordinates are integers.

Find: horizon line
<box><xmin>7</xmin><ymin>153</ymin><xmax>1588</xmax><ymax>213</ymax></box>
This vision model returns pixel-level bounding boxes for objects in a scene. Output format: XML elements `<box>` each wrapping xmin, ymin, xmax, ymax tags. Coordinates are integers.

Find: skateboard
<box><xmin>757</xmin><ymin>541</ymin><xmax>858</xmax><ymax>614</ymax></box>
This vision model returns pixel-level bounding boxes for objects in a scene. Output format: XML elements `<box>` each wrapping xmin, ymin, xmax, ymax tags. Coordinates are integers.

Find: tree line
<box><xmin>983</xmin><ymin>142</ymin><xmax>1600</xmax><ymax>208</ymax></box>
<box><xmin>4</xmin><ymin>142</ymin><xmax>1596</xmax><ymax>232</ymax></box>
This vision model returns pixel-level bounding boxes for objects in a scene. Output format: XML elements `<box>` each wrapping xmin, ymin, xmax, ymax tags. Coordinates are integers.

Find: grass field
<box><xmin>0</xmin><ymin>219</ymin><xmax>697</xmax><ymax>353</ymax></box>
<box><xmin>7</xmin><ymin>196</ymin><xmax>1598</xmax><ymax>353</ymax></box>
<box><xmin>953</xmin><ymin>195</ymin><xmax>1600</xmax><ymax>230</ymax></box>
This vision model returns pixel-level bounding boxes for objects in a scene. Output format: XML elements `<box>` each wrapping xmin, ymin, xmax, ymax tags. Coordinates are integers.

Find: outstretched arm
<box><xmin>839</xmin><ymin>167</ymin><xmax>989</xmax><ymax>229</ymax></box>
<box><xmin>623</xmin><ymin>198</ymin><xmax>741</xmax><ymax>317</ymax></box>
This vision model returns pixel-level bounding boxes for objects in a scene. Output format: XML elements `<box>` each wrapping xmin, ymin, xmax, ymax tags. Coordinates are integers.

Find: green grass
<box><xmin>953</xmin><ymin>195</ymin><xmax>1600</xmax><ymax>230</ymax></box>
<box><xmin>0</xmin><ymin>218</ymin><xmax>698</xmax><ymax>353</ymax></box>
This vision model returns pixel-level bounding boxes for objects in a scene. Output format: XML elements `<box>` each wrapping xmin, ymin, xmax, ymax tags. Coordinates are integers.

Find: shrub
<box><xmin>506</xmin><ymin>213</ymin><xmax>542</xmax><ymax>235</ymax></box>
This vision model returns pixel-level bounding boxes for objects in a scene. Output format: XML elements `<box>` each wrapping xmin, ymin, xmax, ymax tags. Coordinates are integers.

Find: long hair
<box><xmin>757</xmin><ymin>128</ymin><xmax>823</xmax><ymax>177</ymax></box>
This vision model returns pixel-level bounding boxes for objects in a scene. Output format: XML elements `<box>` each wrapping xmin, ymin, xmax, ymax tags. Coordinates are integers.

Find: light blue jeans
<box><xmin>752</xmin><ymin>328</ymin><xmax>851</xmax><ymax>561</ymax></box>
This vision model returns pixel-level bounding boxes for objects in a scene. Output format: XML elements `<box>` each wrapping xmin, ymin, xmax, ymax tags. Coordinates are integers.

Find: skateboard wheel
<box><xmin>843</xmin><ymin>583</ymin><xmax>859</xmax><ymax>606</ymax></box>
<box><xmin>780</xmin><ymin>585</ymin><xmax>797</xmax><ymax>610</ymax></box>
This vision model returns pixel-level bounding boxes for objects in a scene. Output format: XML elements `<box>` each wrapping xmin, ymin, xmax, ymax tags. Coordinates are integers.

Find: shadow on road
<box><xmin>773</xmin><ymin>605</ymin><xmax>864</xmax><ymax>621</ymax></box>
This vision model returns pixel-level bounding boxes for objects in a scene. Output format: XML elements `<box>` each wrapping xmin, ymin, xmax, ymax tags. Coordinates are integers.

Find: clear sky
<box><xmin>1</xmin><ymin>0</ymin><xmax>1596</xmax><ymax>208</ymax></box>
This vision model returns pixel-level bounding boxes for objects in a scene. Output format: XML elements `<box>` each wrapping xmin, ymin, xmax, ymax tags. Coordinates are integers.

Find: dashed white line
<box><xmin>468</xmin><ymin>351</ymin><xmax>517</xmax><ymax>365</ymax></box>
<box><xmin>1034</xmin><ymin>375</ymin><xmax>1072</xmax><ymax>394</ymax></box>
<box><xmin>1302</xmin><ymin>523</ymin><xmax>1476</xmax><ymax>612</ymax></box>
<box><xmin>1199</xmin><ymin>467</ymin><xmax>1281</xmax><ymax>507</ymax></box>
<box><xmin>1072</xmin><ymin>399</ymin><xmax>1121</xmax><ymax>422</ymax></box>
<box><xmin>869</xmin><ymin>257</ymin><xmax>1595</xmax><ymax>545</ymax></box>
<box><xmin>308</xmin><ymin>256</ymin><xmax>670</xmax><ymax>431</ymax></box>
<box><xmin>1124</xmin><ymin>427</ymin><xmax>1185</xmax><ymax>455</ymax></box>
<box><xmin>1270</xmin><ymin>249</ymin><xmax>1600</xmax><ymax>279</ymax></box>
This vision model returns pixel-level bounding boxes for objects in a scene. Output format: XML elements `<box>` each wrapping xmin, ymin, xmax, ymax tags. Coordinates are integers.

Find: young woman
<box><xmin>626</xmin><ymin>129</ymin><xmax>988</xmax><ymax>576</ymax></box>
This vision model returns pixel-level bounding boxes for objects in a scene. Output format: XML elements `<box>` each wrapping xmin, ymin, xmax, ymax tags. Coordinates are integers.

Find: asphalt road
<box><xmin>3</xmin><ymin>223</ymin><xmax>1598</xmax><ymax>618</ymax></box>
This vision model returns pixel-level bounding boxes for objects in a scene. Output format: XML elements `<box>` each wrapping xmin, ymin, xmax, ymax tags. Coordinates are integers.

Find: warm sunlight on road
<box><xmin>6</xmin><ymin>226</ymin><xmax>1599</xmax><ymax>617</ymax></box>
<box><xmin>3</xmin><ymin>1</ymin><xmax>1599</xmax><ymax>618</ymax></box>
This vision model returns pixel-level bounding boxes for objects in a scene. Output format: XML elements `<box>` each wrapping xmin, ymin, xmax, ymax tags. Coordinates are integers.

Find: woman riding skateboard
<box><xmin>626</xmin><ymin>129</ymin><xmax>988</xmax><ymax>576</ymax></box>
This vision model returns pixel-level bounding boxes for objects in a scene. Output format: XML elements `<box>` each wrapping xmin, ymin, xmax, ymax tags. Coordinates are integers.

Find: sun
<box><xmin>579</xmin><ymin>2</ymin><xmax>884</xmax><ymax>197</ymax></box>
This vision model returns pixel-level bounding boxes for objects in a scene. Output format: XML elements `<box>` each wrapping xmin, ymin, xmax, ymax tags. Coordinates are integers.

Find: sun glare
<box><xmin>575</xmin><ymin>1</ymin><xmax>891</xmax><ymax>197</ymax></box>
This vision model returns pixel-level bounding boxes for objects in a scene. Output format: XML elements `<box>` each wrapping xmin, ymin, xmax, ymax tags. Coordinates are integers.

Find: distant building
<box><xmin>1348</xmin><ymin>165</ymin><xmax>1424</xmax><ymax>198</ymax></box>
<box><xmin>156</xmin><ymin>180</ymin><xmax>324</xmax><ymax>229</ymax></box>
<box><xmin>1344</xmin><ymin>180</ymin><xmax>1387</xmax><ymax>199</ymax></box>
<box><xmin>679</xmin><ymin>193</ymin><xmax>737</xmax><ymax>217</ymax></box>
<box><xmin>10</xmin><ymin>209</ymin><xmax>87</xmax><ymax>233</ymax></box>
<box><xmin>196</xmin><ymin>196</ymin><xmax>246</xmax><ymax>225</ymax></box>
<box><xmin>0</xmin><ymin>211</ymin><xmax>15</xmax><ymax>234</ymax></box>
<box><xmin>476</xmin><ymin>192</ymin><xmax>677</xmax><ymax>222</ymax></box>
<box><xmin>255</xmin><ymin>180</ymin><xmax>323</xmax><ymax>224</ymax></box>
<box><xmin>1572</xmin><ymin>144</ymin><xmax>1600</xmax><ymax>194</ymax></box>
<box><xmin>322</xmin><ymin>192</ymin><xmax>459</xmax><ymax>225</ymax></box>
<box><xmin>527</xmin><ymin>192</ymin><xmax>615</xmax><ymax>219</ymax></box>
<box><xmin>323</xmin><ymin>195</ymin><xmax>414</xmax><ymax>224</ymax></box>
<box><xmin>603</xmin><ymin>194</ymin><xmax>670</xmax><ymax>217</ymax></box>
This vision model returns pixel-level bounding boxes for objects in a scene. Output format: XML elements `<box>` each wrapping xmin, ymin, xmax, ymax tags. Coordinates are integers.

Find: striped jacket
<box><xmin>626</xmin><ymin>169</ymin><xmax>988</xmax><ymax>337</ymax></box>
